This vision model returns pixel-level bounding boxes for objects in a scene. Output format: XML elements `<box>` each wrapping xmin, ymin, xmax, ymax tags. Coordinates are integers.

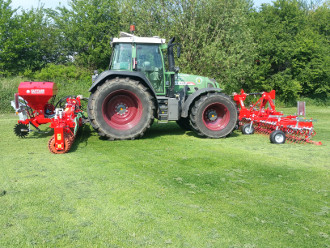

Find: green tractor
<box><xmin>88</xmin><ymin>31</ymin><xmax>237</xmax><ymax>140</ymax></box>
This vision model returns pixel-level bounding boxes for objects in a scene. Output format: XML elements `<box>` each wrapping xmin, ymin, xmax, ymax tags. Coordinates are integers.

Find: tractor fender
<box><xmin>89</xmin><ymin>70</ymin><xmax>157</xmax><ymax>100</ymax></box>
<box><xmin>181</xmin><ymin>88</ymin><xmax>223</xmax><ymax>118</ymax></box>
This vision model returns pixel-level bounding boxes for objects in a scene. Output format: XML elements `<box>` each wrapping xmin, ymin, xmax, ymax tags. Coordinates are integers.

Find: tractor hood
<box><xmin>174</xmin><ymin>73</ymin><xmax>221</xmax><ymax>92</ymax></box>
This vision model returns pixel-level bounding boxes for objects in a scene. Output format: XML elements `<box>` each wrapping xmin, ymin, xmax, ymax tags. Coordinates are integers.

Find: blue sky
<box><xmin>11</xmin><ymin>0</ymin><xmax>67</xmax><ymax>10</ymax></box>
<box><xmin>11</xmin><ymin>0</ymin><xmax>275</xmax><ymax>10</ymax></box>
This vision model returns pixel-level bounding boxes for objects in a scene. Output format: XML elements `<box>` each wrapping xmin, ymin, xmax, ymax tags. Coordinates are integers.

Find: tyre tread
<box><xmin>189</xmin><ymin>92</ymin><xmax>237</xmax><ymax>138</ymax></box>
<box><xmin>88</xmin><ymin>77</ymin><xmax>155</xmax><ymax>140</ymax></box>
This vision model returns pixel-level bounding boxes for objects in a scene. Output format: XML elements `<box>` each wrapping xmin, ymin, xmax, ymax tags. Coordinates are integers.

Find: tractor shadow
<box><xmin>64</xmin><ymin>121</ymin><xmax>241</xmax><ymax>148</ymax></box>
<box><xmin>144</xmin><ymin>121</ymin><xmax>241</xmax><ymax>140</ymax></box>
<box><xmin>184</xmin><ymin>128</ymin><xmax>241</xmax><ymax>139</ymax></box>
<box><xmin>227</xmin><ymin>131</ymin><xmax>240</xmax><ymax>138</ymax></box>
<box><xmin>92</xmin><ymin>122</ymin><xmax>187</xmax><ymax>141</ymax></box>
<box><xmin>143</xmin><ymin>122</ymin><xmax>187</xmax><ymax>139</ymax></box>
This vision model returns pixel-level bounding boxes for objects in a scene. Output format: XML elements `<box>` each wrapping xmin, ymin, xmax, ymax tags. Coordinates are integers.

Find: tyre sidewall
<box><xmin>195</xmin><ymin>94</ymin><xmax>237</xmax><ymax>138</ymax></box>
<box><xmin>93</xmin><ymin>80</ymin><xmax>152</xmax><ymax>138</ymax></box>
<box><xmin>270</xmin><ymin>130</ymin><xmax>286</xmax><ymax>144</ymax></box>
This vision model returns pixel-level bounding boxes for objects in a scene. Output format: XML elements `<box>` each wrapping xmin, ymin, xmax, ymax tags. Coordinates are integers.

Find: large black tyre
<box><xmin>190</xmin><ymin>93</ymin><xmax>238</xmax><ymax>138</ymax></box>
<box><xmin>270</xmin><ymin>130</ymin><xmax>286</xmax><ymax>144</ymax></box>
<box><xmin>176</xmin><ymin>117</ymin><xmax>191</xmax><ymax>131</ymax></box>
<box><xmin>88</xmin><ymin>77</ymin><xmax>155</xmax><ymax>140</ymax></box>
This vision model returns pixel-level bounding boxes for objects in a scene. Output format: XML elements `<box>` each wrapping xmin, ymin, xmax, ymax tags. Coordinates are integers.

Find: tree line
<box><xmin>0</xmin><ymin>0</ymin><xmax>329</xmax><ymax>103</ymax></box>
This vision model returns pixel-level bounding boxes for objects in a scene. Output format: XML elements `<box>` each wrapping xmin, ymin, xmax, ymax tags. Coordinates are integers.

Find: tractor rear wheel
<box><xmin>88</xmin><ymin>77</ymin><xmax>155</xmax><ymax>140</ymax></box>
<box><xmin>190</xmin><ymin>93</ymin><xmax>237</xmax><ymax>138</ymax></box>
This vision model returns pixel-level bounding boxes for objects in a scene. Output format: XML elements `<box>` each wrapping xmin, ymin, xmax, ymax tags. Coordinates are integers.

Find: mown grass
<box><xmin>0</xmin><ymin>106</ymin><xmax>329</xmax><ymax>247</ymax></box>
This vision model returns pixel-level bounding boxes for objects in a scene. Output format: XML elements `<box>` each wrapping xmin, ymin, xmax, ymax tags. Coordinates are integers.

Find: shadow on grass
<box><xmin>15</xmin><ymin>123</ymin><xmax>93</xmax><ymax>153</ymax></box>
<box><xmin>93</xmin><ymin>121</ymin><xmax>241</xmax><ymax>141</ymax></box>
<box><xmin>94</xmin><ymin>121</ymin><xmax>188</xmax><ymax>141</ymax></box>
<box><xmin>144</xmin><ymin>122</ymin><xmax>187</xmax><ymax>139</ymax></box>
<box><xmin>145</xmin><ymin>122</ymin><xmax>240</xmax><ymax>139</ymax></box>
<box><xmin>77</xmin><ymin>121</ymin><xmax>240</xmax><ymax>144</ymax></box>
<box><xmin>27</xmin><ymin>127</ymin><xmax>54</xmax><ymax>139</ymax></box>
<box><xmin>184</xmin><ymin>128</ymin><xmax>240</xmax><ymax>139</ymax></box>
<box><xmin>70</xmin><ymin>124</ymin><xmax>93</xmax><ymax>152</ymax></box>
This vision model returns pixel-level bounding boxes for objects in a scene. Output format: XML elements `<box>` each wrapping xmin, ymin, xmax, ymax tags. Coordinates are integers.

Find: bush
<box><xmin>23</xmin><ymin>64</ymin><xmax>93</xmax><ymax>106</ymax></box>
<box><xmin>0</xmin><ymin>77</ymin><xmax>24</xmax><ymax>113</ymax></box>
<box><xmin>0</xmin><ymin>70</ymin><xmax>92</xmax><ymax>114</ymax></box>
<box><xmin>24</xmin><ymin>64</ymin><xmax>92</xmax><ymax>81</ymax></box>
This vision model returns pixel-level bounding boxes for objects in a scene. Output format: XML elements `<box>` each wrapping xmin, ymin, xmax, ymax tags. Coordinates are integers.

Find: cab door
<box><xmin>136</xmin><ymin>44</ymin><xmax>165</xmax><ymax>94</ymax></box>
<box><xmin>110</xmin><ymin>43</ymin><xmax>132</xmax><ymax>71</ymax></box>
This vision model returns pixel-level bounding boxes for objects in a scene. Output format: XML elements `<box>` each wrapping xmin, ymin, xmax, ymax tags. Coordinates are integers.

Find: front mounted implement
<box><xmin>12</xmin><ymin>82</ymin><xmax>85</xmax><ymax>153</ymax></box>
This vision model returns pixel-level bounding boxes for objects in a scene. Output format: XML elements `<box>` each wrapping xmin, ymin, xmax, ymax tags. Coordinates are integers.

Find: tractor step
<box><xmin>157</xmin><ymin>98</ymin><xmax>169</xmax><ymax>123</ymax></box>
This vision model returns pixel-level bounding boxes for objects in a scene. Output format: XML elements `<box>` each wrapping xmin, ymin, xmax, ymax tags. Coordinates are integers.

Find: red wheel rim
<box><xmin>202</xmin><ymin>103</ymin><xmax>230</xmax><ymax>131</ymax></box>
<box><xmin>102</xmin><ymin>90</ymin><xmax>143</xmax><ymax>130</ymax></box>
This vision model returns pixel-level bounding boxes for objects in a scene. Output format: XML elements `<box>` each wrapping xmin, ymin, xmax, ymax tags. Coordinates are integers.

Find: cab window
<box><xmin>111</xmin><ymin>43</ymin><xmax>132</xmax><ymax>70</ymax></box>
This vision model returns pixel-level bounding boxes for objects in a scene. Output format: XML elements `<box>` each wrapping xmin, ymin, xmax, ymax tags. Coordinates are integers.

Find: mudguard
<box><xmin>181</xmin><ymin>88</ymin><xmax>223</xmax><ymax>118</ymax></box>
<box><xmin>89</xmin><ymin>70</ymin><xmax>157</xmax><ymax>100</ymax></box>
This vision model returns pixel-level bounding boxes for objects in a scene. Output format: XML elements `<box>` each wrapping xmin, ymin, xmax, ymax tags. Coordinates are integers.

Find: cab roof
<box><xmin>112</xmin><ymin>32</ymin><xmax>166</xmax><ymax>44</ymax></box>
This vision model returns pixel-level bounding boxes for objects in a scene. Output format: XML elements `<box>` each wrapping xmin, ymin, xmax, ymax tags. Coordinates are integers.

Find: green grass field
<box><xmin>0</xmin><ymin>106</ymin><xmax>329</xmax><ymax>247</ymax></box>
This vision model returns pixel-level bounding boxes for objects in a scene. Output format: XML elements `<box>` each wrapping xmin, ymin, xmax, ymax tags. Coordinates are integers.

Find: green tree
<box><xmin>52</xmin><ymin>0</ymin><xmax>120</xmax><ymax>70</ymax></box>
<box><xmin>248</xmin><ymin>0</ymin><xmax>329</xmax><ymax>103</ymax></box>
<box><xmin>120</xmin><ymin>0</ymin><xmax>255</xmax><ymax>93</ymax></box>
<box><xmin>0</xmin><ymin>0</ymin><xmax>17</xmax><ymax>75</ymax></box>
<box><xmin>305</xmin><ymin>1</ymin><xmax>330</xmax><ymax>99</ymax></box>
<box><xmin>0</xmin><ymin>3</ymin><xmax>60</xmax><ymax>75</ymax></box>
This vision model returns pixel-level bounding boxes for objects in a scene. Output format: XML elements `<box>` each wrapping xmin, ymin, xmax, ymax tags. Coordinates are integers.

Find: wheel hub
<box><xmin>245</xmin><ymin>125</ymin><xmax>253</xmax><ymax>134</ymax></box>
<box><xmin>102</xmin><ymin>89</ymin><xmax>143</xmax><ymax>130</ymax></box>
<box><xmin>115</xmin><ymin>103</ymin><xmax>128</xmax><ymax>115</ymax></box>
<box><xmin>206</xmin><ymin>109</ymin><xmax>218</xmax><ymax>122</ymax></box>
<box><xmin>202</xmin><ymin>102</ymin><xmax>230</xmax><ymax>131</ymax></box>
<box><xmin>275</xmin><ymin>134</ymin><xmax>285</xmax><ymax>143</ymax></box>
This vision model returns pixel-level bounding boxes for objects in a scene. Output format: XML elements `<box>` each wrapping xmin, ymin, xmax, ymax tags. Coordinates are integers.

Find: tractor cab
<box><xmin>110</xmin><ymin>32</ymin><xmax>167</xmax><ymax>94</ymax></box>
<box><xmin>92</xmin><ymin>31</ymin><xmax>220</xmax><ymax>98</ymax></box>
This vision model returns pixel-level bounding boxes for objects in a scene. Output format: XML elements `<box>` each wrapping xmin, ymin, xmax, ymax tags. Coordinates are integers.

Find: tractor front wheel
<box><xmin>88</xmin><ymin>78</ymin><xmax>155</xmax><ymax>140</ymax></box>
<box><xmin>190</xmin><ymin>93</ymin><xmax>237</xmax><ymax>138</ymax></box>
